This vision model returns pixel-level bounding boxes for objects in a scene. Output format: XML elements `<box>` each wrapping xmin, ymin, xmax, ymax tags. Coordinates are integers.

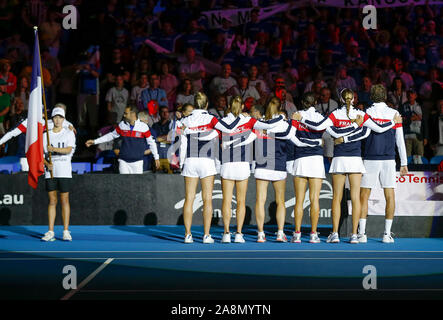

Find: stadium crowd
<box><xmin>0</xmin><ymin>0</ymin><xmax>443</xmax><ymax>172</ymax></box>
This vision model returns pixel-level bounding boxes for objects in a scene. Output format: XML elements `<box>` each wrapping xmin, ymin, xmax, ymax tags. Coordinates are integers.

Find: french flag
<box><xmin>25</xmin><ymin>29</ymin><xmax>45</xmax><ymax>189</ymax></box>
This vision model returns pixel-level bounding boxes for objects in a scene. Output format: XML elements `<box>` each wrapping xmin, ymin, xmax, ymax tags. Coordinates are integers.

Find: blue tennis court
<box><xmin>0</xmin><ymin>225</ymin><xmax>442</xmax><ymax>300</ymax></box>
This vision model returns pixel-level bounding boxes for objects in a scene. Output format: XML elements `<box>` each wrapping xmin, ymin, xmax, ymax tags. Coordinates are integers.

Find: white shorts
<box><xmin>329</xmin><ymin>156</ymin><xmax>366</xmax><ymax>174</ymax></box>
<box><xmin>118</xmin><ymin>159</ymin><xmax>143</xmax><ymax>174</ymax></box>
<box><xmin>293</xmin><ymin>155</ymin><xmax>326</xmax><ymax>179</ymax></box>
<box><xmin>254</xmin><ymin>168</ymin><xmax>287</xmax><ymax>181</ymax></box>
<box><xmin>286</xmin><ymin>160</ymin><xmax>294</xmax><ymax>175</ymax></box>
<box><xmin>181</xmin><ymin>157</ymin><xmax>217</xmax><ymax>179</ymax></box>
<box><xmin>361</xmin><ymin>160</ymin><xmax>397</xmax><ymax>189</ymax></box>
<box><xmin>221</xmin><ymin>162</ymin><xmax>250</xmax><ymax>181</ymax></box>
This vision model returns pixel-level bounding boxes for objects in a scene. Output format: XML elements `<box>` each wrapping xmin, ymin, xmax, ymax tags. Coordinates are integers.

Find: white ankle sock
<box><xmin>359</xmin><ymin>219</ymin><xmax>367</xmax><ymax>235</ymax></box>
<box><xmin>385</xmin><ymin>219</ymin><xmax>393</xmax><ymax>235</ymax></box>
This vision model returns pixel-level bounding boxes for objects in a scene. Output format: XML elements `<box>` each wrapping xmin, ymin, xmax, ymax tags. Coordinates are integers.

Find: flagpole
<box><xmin>34</xmin><ymin>26</ymin><xmax>53</xmax><ymax>179</ymax></box>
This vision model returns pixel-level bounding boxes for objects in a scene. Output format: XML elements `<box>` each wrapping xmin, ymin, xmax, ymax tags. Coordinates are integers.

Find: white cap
<box><xmin>51</xmin><ymin>107</ymin><xmax>65</xmax><ymax>118</ymax></box>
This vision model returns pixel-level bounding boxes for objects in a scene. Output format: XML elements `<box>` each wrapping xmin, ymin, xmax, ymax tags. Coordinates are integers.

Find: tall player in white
<box><xmin>41</xmin><ymin>107</ymin><xmax>76</xmax><ymax>242</ymax></box>
<box><xmin>335</xmin><ymin>85</ymin><xmax>408</xmax><ymax>243</ymax></box>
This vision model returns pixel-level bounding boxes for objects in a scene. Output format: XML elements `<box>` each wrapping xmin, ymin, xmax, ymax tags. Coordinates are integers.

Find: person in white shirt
<box><xmin>209</xmin><ymin>63</ymin><xmax>237</xmax><ymax>100</ymax></box>
<box><xmin>41</xmin><ymin>107</ymin><xmax>76</xmax><ymax>242</ymax></box>
<box><xmin>178</xmin><ymin>47</ymin><xmax>206</xmax><ymax>92</ymax></box>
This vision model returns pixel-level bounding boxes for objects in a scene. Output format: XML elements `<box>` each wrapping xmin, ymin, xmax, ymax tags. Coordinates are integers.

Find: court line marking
<box><xmin>78</xmin><ymin>288</ymin><xmax>443</xmax><ymax>293</ymax></box>
<box><xmin>2</xmin><ymin>257</ymin><xmax>443</xmax><ymax>261</ymax></box>
<box><xmin>4</xmin><ymin>250</ymin><xmax>443</xmax><ymax>253</ymax></box>
<box><xmin>60</xmin><ymin>258</ymin><xmax>114</xmax><ymax>301</ymax></box>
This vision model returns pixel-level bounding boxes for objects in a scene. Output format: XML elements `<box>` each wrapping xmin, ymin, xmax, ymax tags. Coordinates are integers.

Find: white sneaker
<box><xmin>234</xmin><ymin>233</ymin><xmax>245</xmax><ymax>243</ymax></box>
<box><xmin>326</xmin><ymin>232</ymin><xmax>340</xmax><ymax>243</ymax></box>
<box><xmin>184</xmin><ymin>234</ymin><xmax>193</xmax><ymax>243</ymax></box>
<box><xmin>358</xmin><ymin>234</ymin><xmax>367</xmax><ymax>243</ymax></box>
<box><xmin>382</xmin><ymin>232</ymin><xmax>395</xmax><ymax>243</ymax></box>
<box><xmin>221</xmin><ymin>232</ymin><xmax>231</xmax><ymax>243</ymax></box>
<box><xmin>276</xmin><ymin>230</ymin><xmax>288</xmax><ymax>242</ymax></box>
<box><xmin>63</xmin><ymin>230</ymin><xmax>72</xmax><ymax>241</ymax></box>
<box><xmin>203</xmin><ymin>234</ymin><xmax>214</xmax><ymax>244</ymax></box>
<box><xmin>349</xmin><ymin>233</ymin><xmax>359</xmax><ymax>244</ymax></box>
<box><xmin>257</xmin><ymin>231</ymin><xmax>266</xmax><ymax>243</ymax></box>
<box><xmin>309</xmin><ymin>232</ymin><xmax>321</xmax><ymax>243</ymax></box>
<box><xmin>291</xmin><ymin>232</ymin><xmax>301</xmax><ymax>243</ymax></box>
<box><xmin>41</xmin><ymin>231</ymin><xmax>55</xmax><ymax>242</ymax></box>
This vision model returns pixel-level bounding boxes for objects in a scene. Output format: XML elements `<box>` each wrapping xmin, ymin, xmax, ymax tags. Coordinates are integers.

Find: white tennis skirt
<box><xmin>293</xmin><ymin>155</ymin><xmax>326</xmax><ymax>179</ymax></box>
<box><xmin>286</xmin><ymin>160</ymin><xmax>295</xmax><ymax>175</ymax></box>
<box><xmin>181</xmin><ymin>157</ymin><xmax>217</xmax><ymax>179</ymax></box>
<box><xmin>329</xmin><ymin>156</ymin><xmax>366</xmax><ymax>174</ymax></box>
<box><xmin>220</xmin><ymin>162</ymin><xmax>251</xmax><ymax>181</ymax></box>
<box><xmin>254</xmin><ymin>168</ymin><xmax>287</xmax><ymax>181</ymax></box>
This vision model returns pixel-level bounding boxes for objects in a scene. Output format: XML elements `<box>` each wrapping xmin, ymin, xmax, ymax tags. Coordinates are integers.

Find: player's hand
<box><xmin>394</xmin><ymin>113</ymin><xmax>403</xmax><ymax>124</ymax></box>
<box><xmin>155</xmin><ymin>159</ymin><xmax>160</xmax><ymax>170</ymax></box>
<box><xmin>292</xmin><ymin>112</ymin><xmax>302</xmax><ymax>121</ymax></box>
<box><xmin>47</xmin><ymin>145</ymin><xmax>55</xmax><ymax>152</ymax></box>
<box><xmin>334</xmin><ymin>137</ymin><xmax>344</xmax><ymax>145</ymax></box>
<box><xmin>400</xmin><ymin>166</ymin><xmax>408</xmax><ymax>176</ymax></box>
<box><xmin>354</xmin><ymin>115</ymin><xmax>364</xmax><ymax>126</ymax></box>
<box><xmin>46</xmin><ymin>162</ymin><xmax>53</xmax><ymax>171</ymax></box>
<box><xmin>85</xmin><ymin>140</ymin><xmax>94</xmax><ymax>147</ymax></box>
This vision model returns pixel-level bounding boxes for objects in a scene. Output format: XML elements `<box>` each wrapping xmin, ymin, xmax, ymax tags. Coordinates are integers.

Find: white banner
<box><xmin>348</xmin><ymin>171</ymin><xmax>443</xmax><ymax>216</ymax></box>
<box><xmin>201</xmin><ymin>0</ymin><xmax>442</xmax><ymax>29</ymax></box>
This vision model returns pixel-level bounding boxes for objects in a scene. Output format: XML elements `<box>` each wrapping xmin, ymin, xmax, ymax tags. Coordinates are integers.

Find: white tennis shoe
<box><xmin>63</xmin><ymin>230</ymin><xmax>72</xmax><ymax>241</ymax></box>
<box><xmin>41</xmin><ymin>231</ymin><xmax>55</xmax><ymax>242</ymax></box>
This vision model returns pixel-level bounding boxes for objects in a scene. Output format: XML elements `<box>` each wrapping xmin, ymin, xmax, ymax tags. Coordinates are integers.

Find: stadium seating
<box><xmin>407</xmin><ymin>156</ymin><xmax>429</xmax><ymax>165</ymax></box>
<box><xmin>71</xmin><ymin>162</ymin><xmax>92</xmax><ymax>174</ymax></box>
<box><xmin>92</xmin><ymin>163</ymin><xmax>112</xmax><ymax>172</ymax></box>
<box><xmin>0</xmin><ymin>156</ymin><xmax>21</xmax><ymax>173</ymax></box>
<box><xmin>430</xmin><ymin>155</ymin><xmax>443</xmax><ymax>165</ymax></box>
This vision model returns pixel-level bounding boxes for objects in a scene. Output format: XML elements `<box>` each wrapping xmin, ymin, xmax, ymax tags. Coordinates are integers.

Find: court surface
<box><xmin>0</xmin><ymin>225</ymin><xmax>442</xmax><ymax>300</ymax></box>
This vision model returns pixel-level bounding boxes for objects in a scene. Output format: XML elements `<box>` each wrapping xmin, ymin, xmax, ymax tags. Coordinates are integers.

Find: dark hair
<box><xmin>126</xmin><ymin>105</ymin><xmax>139</xmax><ymax>115</ymax></box>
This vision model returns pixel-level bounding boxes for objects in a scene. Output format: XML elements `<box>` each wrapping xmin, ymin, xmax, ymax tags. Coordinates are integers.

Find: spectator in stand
<box><xmin>104</xmin><ymin>48</ymin><xmax>131</xmax><ymax>86</ymax></box>
<box><xmin>159</xmin><ymin>60</ymin><xmax>179</xmax><ymax>112</ymax></box>
<box><xmin>410</xmin><ymin>45</ymin><xmax>431</xmax><ymax>90</ymax></box>
<box><xmin>277</xmin><ymin>87</ymin><xmax>297</xmax><ymax>118</ymax></box>
<box><xmin>105</xmin><ymin>74</ymin><xmax>129</xmax><ymax>123</ymax></box>
<box><xmin>388</xmin><ymin>76</ymin><xmax>408</xmax><ymax>111</ymax></box>
<box><xmin>315</xmin><ymin>87</ymin><xmax>338</xmax><ymax>115</ymax></box>
<box><xmin>243</xmin><ymin>7</ymin><xmax>265</xmax><ymax>41</ymax></box>
<box><xmin>178</xmin><ymin>18</ymin><xmax>210</xmax><ymax>56</ymax></box>
<box><xmin>39</xmin><ymin>7</ymin><xmax>61</xmax><ymax>58</ymax></box>
<box><xmin>151</xmin><ymin>20</ymin><xmax>180</xmax><ymax>53</ymax></box>
<box><xmin>76</xmin><ymin>48</ymin><xmax>100</xmax><ymax>131</ymax></box>
<box><xmin>209</xmin><ymin>63</ymin><xmax>237</xmax><ymax>102</ymax></box>
<box><xmin>14</xmin><ymin>76</ymin><xmax>30</xmax><ymax>111</ymax></box>
<box><xmin>175</xmin><ymin>78</ymin><xmax>195</xmax><ymax>110</ymax></box>
<box><xmin>178</xmin><ymin>47</ymin><xmax>205</xmax><ymax>93</ymax></box>
<box><xmin>399</xmin><ymin>89</ymin><xmax>426</xmax><ymax>164</ymax></box>
<box><xmin>130</xmin><ymin>73</ymin><xmax>149</xmax><ymax>111</ymax></box>
<box><xmin>208</xmin><ymin>94</ymin><xmax>228</xmax><ymax>118</ymax></box>
<box><xmin>4</xmin><ymin>97</ymin><xmax>25</xmax><ymax>158</ymax></box>
<box><xmin>0</xmin><ymin>59</ymin><xmax>16</xmax><ymax>95</ymax></box>
<box><xmin>334</xmin><ymin>66</ymin><xmax>357</xmax><ymax>100</ymax></box>
<box><xmin>419</xmin><ymin>68</ymin><xmax>442</xmax><ymax>101</ymax></box>
<box><xmin>0</xmin><ymin>78</ymin><xmax>10</xmax><ymax>135</ymax></box>
<box><xmin>152</xmin><ymin>106</ymin><xmax>173</xmax><ymax>173</ymax></box>
<box><xmin>248</xmin><ymin>64</ymin><xmax>269</xmax><ymax>104</ymax></box>
<box><xmin>130</xmin><ymin>58</ymin><xmax>151</xmax><ymax>87</ymax></box>
<box><xmin>389</xmin><ymin>58</ymin><xmax>414</xmax><ymax>90</ymax></box>
<box><xmin>140</xmin><ymin>73</ymin><xmax>168</xmax><ymax>125</ymax></box>
<box><xmin>232</xmin><ymin>73</ymin><xmax>260</xmax><ymax>103</ymax></box>
<box><xmin>357</xmin><ymin>76</ymin><xmax>373</xmax><ymax>109</ymax></box>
